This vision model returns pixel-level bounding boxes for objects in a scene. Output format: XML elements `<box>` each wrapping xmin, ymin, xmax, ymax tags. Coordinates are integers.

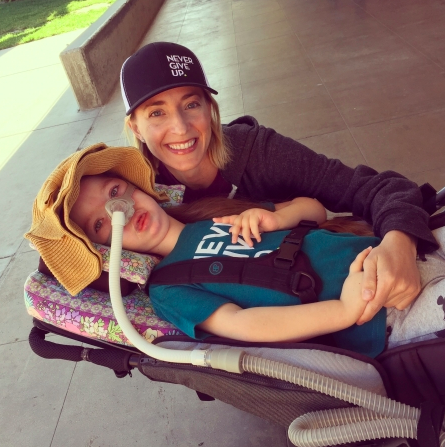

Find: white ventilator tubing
<box><xmin>109</xmin><ymin>211</ymin><xmax>444</xmax><ymax>447</ymax></box>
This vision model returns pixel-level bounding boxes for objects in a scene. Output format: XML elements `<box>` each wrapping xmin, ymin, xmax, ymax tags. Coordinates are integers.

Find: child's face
<box><xmin>70</xmin><ymin>176</ymin><xmax>170</xmax><ymax>254</ymax></box>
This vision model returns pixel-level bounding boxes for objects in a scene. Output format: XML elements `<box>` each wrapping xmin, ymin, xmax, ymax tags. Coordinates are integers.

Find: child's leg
<box><xmin>386</xmin><ymin>248</ymin><xmax>445</xmax><ymax>350</ymax></box>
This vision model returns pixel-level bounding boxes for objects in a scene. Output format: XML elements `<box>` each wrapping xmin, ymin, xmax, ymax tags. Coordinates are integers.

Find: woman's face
<box><xmin>128</xmin><ymin>86</ymin><xmax>212</xmax><ymax>176</ymax></box>
<box><xmin>70</xmin><ymin>176</ymin><xmax>170</xmax><ymax>255</ymax></box>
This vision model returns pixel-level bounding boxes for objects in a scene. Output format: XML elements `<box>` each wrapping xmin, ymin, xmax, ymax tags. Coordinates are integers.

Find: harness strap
<box><xmin>274</xmin><ymin>220</ymin><xmax>318</xmax><ymax>269</ymax></box>
<box><xmin>149</xmin><ymin>221</ymin><xmax>322</xmax><ymax>304</ymax></box>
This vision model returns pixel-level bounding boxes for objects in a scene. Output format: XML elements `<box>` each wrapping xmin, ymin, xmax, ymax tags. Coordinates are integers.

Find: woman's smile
<box><xmin>166</xmin><ymin>137</ymin><xmax>197</xmax><ymax>154</ymax></box>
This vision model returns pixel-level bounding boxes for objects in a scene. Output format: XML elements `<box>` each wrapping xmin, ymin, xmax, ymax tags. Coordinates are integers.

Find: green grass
<box><xmin>0</xmin><ymin>0</ymin><xmax>116</xmax><ymax>50</ymax></box>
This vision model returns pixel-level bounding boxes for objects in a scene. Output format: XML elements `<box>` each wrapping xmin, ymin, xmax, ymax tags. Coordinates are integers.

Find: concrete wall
<box><xmin>60</xmin><ymin>0</ymin><xmax>164</xmax><ymax>111</ymax></box>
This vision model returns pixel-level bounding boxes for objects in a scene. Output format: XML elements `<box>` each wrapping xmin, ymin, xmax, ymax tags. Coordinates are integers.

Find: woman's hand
<box><xmin>339</xmin><ymin>247</ymin><xmax>372</xmax><ymax>325</ymax></box>
<box><xmin>357</xmin><ymin>230</ymin><xmax>420</xmax><ymax>325</ymax></box>
<box><xmin>213</xmin><ymin>208</ymin><xmax>279</xmax><ymax>246</ymax></box>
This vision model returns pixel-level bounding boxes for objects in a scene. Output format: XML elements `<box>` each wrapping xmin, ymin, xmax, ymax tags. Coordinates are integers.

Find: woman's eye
<box><xmin>149</xmin><ymin>110</ymin><xmax>163</xmax><ymax>118</ymax></box>
<box><xmin>94</xmin><ymin>219</ymin><xmax>103</xmax><ymax>233</ymax></box>
<box><xmin>110</xmin><ymin>186</ymin><xmax>118</xmax><ymax>198</ymax></box>
<box><xmin>186</xmin><ymin>101</ymin><xmax>200</xmax><ymax>110</ymax></box>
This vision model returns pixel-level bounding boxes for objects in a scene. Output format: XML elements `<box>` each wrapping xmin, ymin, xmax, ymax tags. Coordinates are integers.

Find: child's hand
<box><xmin>339</xmin><ymin>247</ymin><xmax>373</xmax><ymax>324</ymax></box>
<box><xmin>213</xmin><ymin>209</ymin><xmax>280</xmax><ymax>246</ymax></box>
<box><xmin>349</xmin><ymin>246</ymin><xmax>373</xmax><ymax>275</ymax></box>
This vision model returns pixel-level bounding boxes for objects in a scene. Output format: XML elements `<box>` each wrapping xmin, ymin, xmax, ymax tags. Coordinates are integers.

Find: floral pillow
<box><xmin>155</xmin><ymin>183</ymin><xmax>185</xmax><ymax>208</ymax></box>
<box><xmin>94</xmin><ymin>183</ymin><xmax>184</xmax><ymax>284</ymax></box>
<box><xmin>93</xmin><ymin>244</ymin><xmax>162</xmax><ymax>285</ymax></box>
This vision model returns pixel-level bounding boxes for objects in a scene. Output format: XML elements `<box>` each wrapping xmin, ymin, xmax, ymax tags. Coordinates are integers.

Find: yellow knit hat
<box><xmin>24</xmin><ymin>143</ymin><xmax>167</xmax><ymax>296</ymax></box>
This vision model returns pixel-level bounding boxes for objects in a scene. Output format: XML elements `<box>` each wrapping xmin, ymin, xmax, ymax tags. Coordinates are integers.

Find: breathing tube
<box><xmin>107</xmin><ymin>207</ymin><xmax>444</xmax><ymax>447</ymax></box>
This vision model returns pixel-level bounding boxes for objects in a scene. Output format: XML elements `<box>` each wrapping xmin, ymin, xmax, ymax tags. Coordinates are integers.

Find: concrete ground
<box><xmin>1</xmin><ymin>0</ymin><xmax>445</xmax><ymax>445</ymax></box>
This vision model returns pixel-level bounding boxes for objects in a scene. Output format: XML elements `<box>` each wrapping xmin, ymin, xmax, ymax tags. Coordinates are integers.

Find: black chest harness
<box><xmin>149</xmin><ymin>221</ymin><xmax>323</xmax><ymax>304</ymax></box>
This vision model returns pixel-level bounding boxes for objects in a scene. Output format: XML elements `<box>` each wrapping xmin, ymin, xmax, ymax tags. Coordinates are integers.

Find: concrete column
<box><xmin>60</xmin><ymin>0</ymin><xmax>164</xmax><ymax>110</ymax></box>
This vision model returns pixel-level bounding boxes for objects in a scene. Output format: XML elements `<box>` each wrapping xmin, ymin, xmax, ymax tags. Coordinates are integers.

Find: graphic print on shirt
<box><xmin>192</xmin><ymin>223</ymin><xmax>272</xmax><ymax>259</ymax></box>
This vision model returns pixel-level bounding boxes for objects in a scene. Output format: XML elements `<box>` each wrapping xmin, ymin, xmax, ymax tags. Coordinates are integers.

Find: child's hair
<box><xmin>165</xmin><ymin>197</ymin><xmax>270</xmax><ymax>223</ymax></box>
<box><xmin>164</xmin><ymin>197</ymin><xmax>374</xmax><ymax>236</ymax></box>
<box><xmin>321</xmin><ymin>216</ymin><xmax>374</xmax><ymax>236</ymax></box>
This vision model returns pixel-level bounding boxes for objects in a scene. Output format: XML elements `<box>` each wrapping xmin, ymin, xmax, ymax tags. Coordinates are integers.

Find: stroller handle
<box><xmin>28</xmin><ymin>326</ymin><xmax>137</xmax><ymax>374</ymax></box>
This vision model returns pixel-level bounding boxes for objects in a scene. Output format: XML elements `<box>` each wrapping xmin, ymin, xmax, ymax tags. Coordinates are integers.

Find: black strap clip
<box><xmin>274</xmin><ymin>241</ymin><xmax>301</xmax><ymax>269</ymax></box>
<box><xmin>274</xmin><ymin>220</ymin><xmax>318</xmax><ymax>270</ymax></box>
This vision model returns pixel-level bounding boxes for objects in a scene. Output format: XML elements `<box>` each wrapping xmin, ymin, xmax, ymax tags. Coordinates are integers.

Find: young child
<box><xmin>69</xmin><ymin>173</ymin><xmax>445</xmax><ymax>357</ymax></box>
<box><xmin>26</xmin><ymin>145</ymin><xmax>445</xmax><ymax>358</ymax></box>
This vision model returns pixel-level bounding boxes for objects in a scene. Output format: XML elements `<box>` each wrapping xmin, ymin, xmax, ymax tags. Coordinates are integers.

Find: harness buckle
<box><xmin>274</xmin><ymin>241</ymin><xmax>301</xmax><ymax>269</ymax></box>
<box><xmin>274</xmin><ymin>220</ymin><xmax>318</xmax><ymax>269</ymax></box>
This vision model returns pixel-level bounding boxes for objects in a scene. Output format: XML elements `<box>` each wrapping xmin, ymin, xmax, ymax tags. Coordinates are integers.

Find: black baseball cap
<box><xmin>120</xmin><ymin>42</ymin><xmax>218</xmax><ymax>115</ymax></box>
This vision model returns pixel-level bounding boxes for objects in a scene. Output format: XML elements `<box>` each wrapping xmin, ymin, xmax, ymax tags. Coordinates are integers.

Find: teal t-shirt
<box><xmin>148</xmin><ymin>220</ymin><xmax>386</xmax><ymax>357</ymax></box>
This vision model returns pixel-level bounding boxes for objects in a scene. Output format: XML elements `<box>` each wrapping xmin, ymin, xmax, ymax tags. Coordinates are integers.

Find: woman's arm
<box><xmin>224</xmin><ymin>117</ymin><xmax>436</xmax><ymax>252</ymax></box>
<box><xmin>199</xmin><ymin>248</ymin><xmax>370</xmax><ymax>342</ymax></box>
<box><xmin>213</xmin><ymin>197</ymin><xmax>327</xmax><ymax>246</ymax></box>
<box><xmin>224</xmin><ymin>119</ymin><xmax>434</xmax><ymax>322</ymax></box>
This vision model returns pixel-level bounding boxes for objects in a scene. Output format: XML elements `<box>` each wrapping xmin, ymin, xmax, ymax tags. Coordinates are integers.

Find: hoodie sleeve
<box><xmin>222</xmin><ymin>116</ymin><xmax>438</xmax><ymax>253</ymax></box>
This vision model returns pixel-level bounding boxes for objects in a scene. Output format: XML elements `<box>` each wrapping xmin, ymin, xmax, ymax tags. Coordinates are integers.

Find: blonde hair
<box><xmin>123</xmin><ymin>90</ymin><xmax>232</xmax><ymax>174</ymax></box>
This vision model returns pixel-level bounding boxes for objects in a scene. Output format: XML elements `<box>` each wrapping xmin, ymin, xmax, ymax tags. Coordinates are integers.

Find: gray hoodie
<box><xmin>156</xmin><ymin>115</ymin><xmax>437</xmax><ymax>253</ymax></box>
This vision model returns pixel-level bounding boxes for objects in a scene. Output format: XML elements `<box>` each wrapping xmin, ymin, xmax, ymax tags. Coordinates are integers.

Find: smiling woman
<box><xmin>0</xmin><ymin>0</ymin><xmax>116</xmax><ymax>50</ymax></box>
<box><xmin>122</xmin><ymin>42</ymin><xmax>229</xmax><ymax>195</ymax></box>
<box><xmin>127</xmin><ymin>87</ymin><xmax>215</xmax><ymax>190</ymax></box>
<box><xmin>119</xmin><ymin>41</ymin><xmax>440</xmax><ymax>329</ymax></box>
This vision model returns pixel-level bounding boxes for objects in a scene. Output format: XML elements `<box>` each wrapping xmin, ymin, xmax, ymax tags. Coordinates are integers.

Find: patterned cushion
<box><xmin>155</xmin><ymin>183</ymin><xmax>185</xmax><ymax>207</ymax></box>
<box><xmin>25</xmin><ymin>271</ymin><xmax>184</xmax><ymax>346</ymax></box>
<box><xmin>93</xmin><ymin>244</ymin><xmax>161</xmax><ymax>285</ymax></box>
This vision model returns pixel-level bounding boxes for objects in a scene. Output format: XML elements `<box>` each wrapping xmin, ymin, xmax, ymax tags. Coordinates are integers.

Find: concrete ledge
<box><xmin>60</xmin><ymin>0</ymin><xmax>164</xmax><ymax>111</ymax></box>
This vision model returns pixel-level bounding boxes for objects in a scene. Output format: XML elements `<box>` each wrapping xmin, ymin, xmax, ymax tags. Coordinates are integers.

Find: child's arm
<box><xmin>198</xmin><ymin>247</ymin><xmax>370</xmax><ymax>342</ymax></box>
<box><xmin>213</xmin><ymin>197</ymin><xmax>327</xmax><ymax>246</ymax></box>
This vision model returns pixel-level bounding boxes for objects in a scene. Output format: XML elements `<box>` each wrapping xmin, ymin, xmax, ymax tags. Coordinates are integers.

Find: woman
<box><xmin>120</xmin><ymin>42</ymin><xmax>439</xmax><ymax>325</ymax></box>
<box><xmin>26</xmin><ymin>145</ymin><xmax>445</xmax><ymax>358</ymax></box>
